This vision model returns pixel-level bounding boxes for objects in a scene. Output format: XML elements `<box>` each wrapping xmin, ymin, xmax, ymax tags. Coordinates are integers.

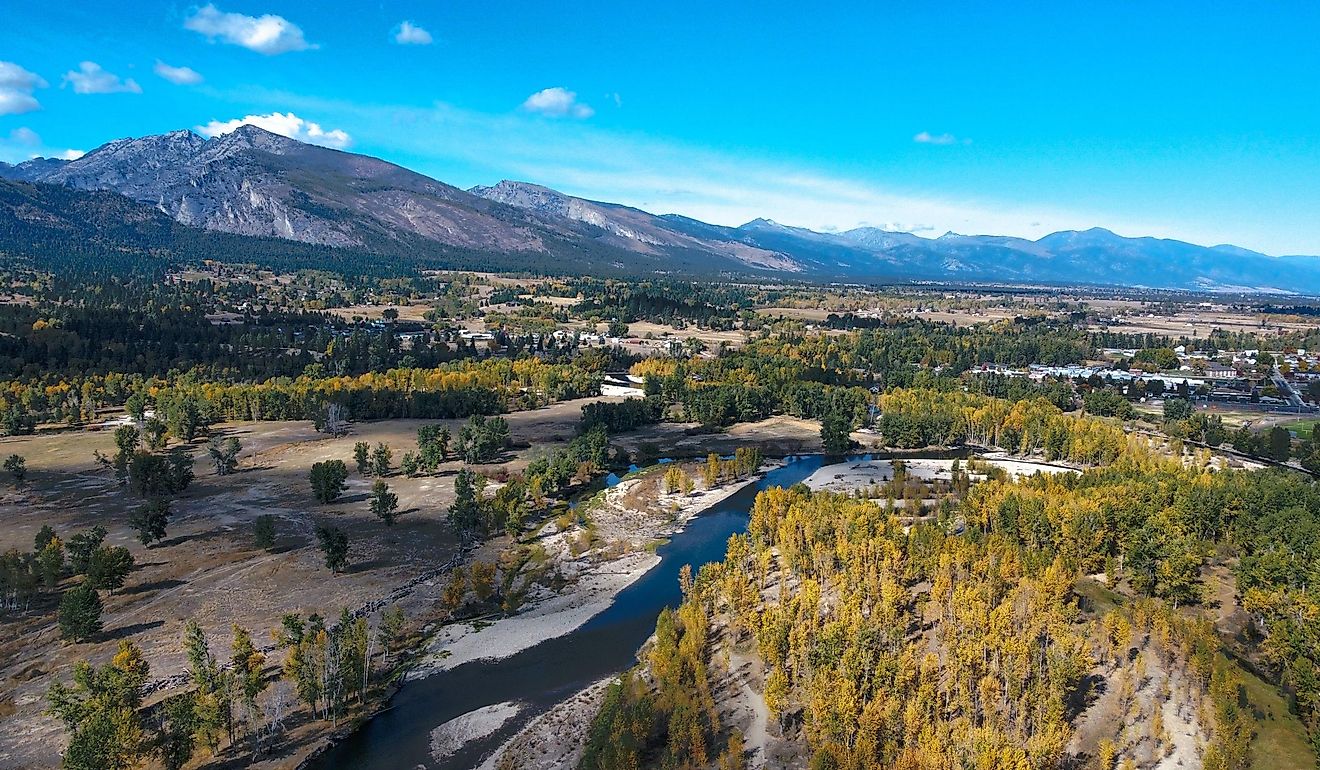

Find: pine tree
<box><xmin>3</xmin><ymin>453</ymin><xmax>26</xmax><ymax>483</ymax></box>
<box><xmin>154</xmin><ymin>693</ymin><xmax>198</xmax><ymax>770</ymax></box>
<box><xmin>370</xmin><ymin>442</ymin><xmax>393</xmax><ymax>477</ymax></box>
<box><xmin>448</xmin><ymin>470</ymin><xmax>485</xmax><ymax>547</ymax></box>
<box><xmin>129</xmin><ymin>498</ymin><xmax>170</xmax><ymax>545</ymax></box>
<box><xmin>58</xmin><ymin>583</ymin><xmax>103</xmax><ymax>641</ymax></box>
<box><xmin>310</xmin><ymin>460</ymin><xmax>348</xmax><ymax>503</ymax></box>
<box><xmin>820</xmin><ymin>409</ymin><xmax>853</xmax><ymax>453</ymax></box>
<box><xmin>315</xmin><ymin>525</ymin><xmax>350</xmax><ymax>573</ymax></box>
<box><xmin>369</xmin><ymin>480</ymin><xmax>399</xmax><ymax>525</ymax></box>
<box><xmin>253</xmin><ymin>514</ymin><xmax>277</xmax><ymax>550</ymax></box>
<box><xmin>207</xmin><ymin>436</ymin><xmax>241</xmax><ymax>475</ymax></box>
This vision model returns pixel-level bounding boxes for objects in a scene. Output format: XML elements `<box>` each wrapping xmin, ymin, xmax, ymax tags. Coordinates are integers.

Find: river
<box><xmin>312</xmin><ymin>454</ymin><xmax>856</xmax><ymax>770</ymax></box>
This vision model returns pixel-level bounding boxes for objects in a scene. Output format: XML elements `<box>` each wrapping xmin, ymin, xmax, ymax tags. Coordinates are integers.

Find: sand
<box><xmin>802</xmin><ymin>455</ymin><xmax>1076</xmax><ymax>492</ymax></box>
<box><xmin>412</xmin><ymin>461</ymin><xmax>783</xmax><ymax>676</ymax></box>
<box><xmin>599</xmin><ymin>383</ymin><xmax>645</xmax><ymax>398</ymax></box>
<box><xmin>410</xmin><ymin>551</ymin><xmax>656</xmax><ymax>677</ymax></box>
<box><xmin>429</xmin><ymin>702</ymin><xmax>522</xmax><ymax>762</ymax></box>
<box><xmin>475</xmin><ymin>679</ymin><xmax>613</xmax><ymax>770</ymax></box>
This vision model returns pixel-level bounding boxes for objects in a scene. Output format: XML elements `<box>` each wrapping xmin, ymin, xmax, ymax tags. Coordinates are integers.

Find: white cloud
<box><xmin>196</xmin><ymin>111</ymin><xmax>351</xmax><ymax>148</ymax></box>
<box><xmin>521</xmin><ymin>87</ymin><xmax>594</xmax><ymax>119</ymax></box>
<box><xmin>317</xmin><ymin>98</ymin><xmax>1067</xmax><ymax>237</ymax></box>
<box><xmin>154</xmin><ymin>61</ymin><xmax>204</xmax><ymax>85</ymax></box>
<box><xmin>185</xmin><ymin>4</ymin><xmax>314</xmax><ymax>55</ymax></box>
<box><xmin>0</xmin><ymin>61</ymin><xmax>48</xmax><ymax>115</ymax></box>
<box><xmin>877</xmin><ymin>221</ymin><xmax>937</xmax><ymax>234</ymax></box>
<box><xmin>394</xmin><ymin>21</ymin><xmax>432</xmax><ymax>45</ymax></box>
<box><xmin>8</xmin><ymin>127</ymin><xmax>40</xmax><ymax>145</ymax></box>
<box><xmin>913</xmin><ymin>131</ymin><xmax>970</xmax><ymax>146</ymax></box>
<box><xmin>0</xmin><ymin>126</ymin><xmax>83</xmax><ymax>165</ymax></box>
<box><xmin>63</xmin><ymin>62</ymin><xmax>142</xmax><ymax>94</ymax></box>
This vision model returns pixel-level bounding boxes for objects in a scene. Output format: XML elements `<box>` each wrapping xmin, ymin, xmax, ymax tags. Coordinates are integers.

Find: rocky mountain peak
<box><xmin>0</xmin><ymin>157</ymin><xmax>71</xmax><ymax>182</ymax></box>
<box><xmin>206</xmin><ymin>124</ymin><xmax>302</xmax><ymax>156</ymax></box>
<box><xmin>5</xmin><ymin>125</ymin><xmax>1317</xmax><ymax>291</ymax></box>
<box><xmin>470</xmin><ymin>180</ymin><xmax>578</xmax><ymax>217</ymax></box>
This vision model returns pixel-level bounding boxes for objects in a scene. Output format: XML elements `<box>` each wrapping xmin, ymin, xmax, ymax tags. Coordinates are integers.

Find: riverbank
<box><xmin>475</xmin><ymin>678</ymin><xmax>614</xmax><ymax>770</ymax></box>
<box><xmin>476</xmin><ymin>451</ymin><xmax>1085</xmax><ymax>769</ymax></box>
<box><xmin>305</xmin><ymin>456</ymin><xmax>812</xmax><ymax>770</ymax></box>
<box><xmin>801</xmin><ymin>454</ymin><xmax>1077</xmax><ymax>492</ymax></box>
<box><xmin>410</xmin><ymin>459</ymin><xmax>785</xmax><ymax>677</ymax></box>
<box><xmin>429</xmin><ymin>701</ymin><xmax>522</xmax><ymax>763</ymax></box>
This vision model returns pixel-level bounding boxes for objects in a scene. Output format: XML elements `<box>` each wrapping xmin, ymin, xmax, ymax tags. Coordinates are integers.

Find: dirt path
<box><xmin>730</xmin><ymin>649</ymin><xmax>770</xmax><ymax>765</ymax></box>
<box><xmin>1153</xmin><ymin>683</ymin><xmax>1201</xmax><ymax>770</ymax></box>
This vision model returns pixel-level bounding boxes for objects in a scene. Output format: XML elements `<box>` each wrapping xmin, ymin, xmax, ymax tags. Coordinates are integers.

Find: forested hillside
<box><xmin>581</xmin><ymin>390</ymin><xmax>1320</xmax><ymax>770</ymax></box>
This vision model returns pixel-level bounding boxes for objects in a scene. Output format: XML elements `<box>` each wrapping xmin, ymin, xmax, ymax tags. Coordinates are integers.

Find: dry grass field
<box><xmin>0</xmin><ymin>396</ymin><xmax>618</xmax><ymax>769</ymax></box>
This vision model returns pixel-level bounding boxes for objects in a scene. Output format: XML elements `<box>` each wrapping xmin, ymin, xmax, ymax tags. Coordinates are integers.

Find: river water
<box><xmin>313</xmin><ymin>454</ymin><xmax>842</xmax><ymax>770</ymax></box>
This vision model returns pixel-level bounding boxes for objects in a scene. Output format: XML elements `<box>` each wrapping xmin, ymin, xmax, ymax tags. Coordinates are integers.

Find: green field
<box><xmin>1230</xmin><ymin>655</ymin><xmax>1316</xmax><ymax>770</ymax></box>
<box><xmin>1282</xmin><ymin>417</ymin><xmax>1320</xmax><ymax>437</ymax></box>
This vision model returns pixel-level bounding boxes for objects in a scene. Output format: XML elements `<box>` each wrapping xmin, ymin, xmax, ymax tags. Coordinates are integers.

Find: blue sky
<box><xmin>3</xmin><ymin>1</ymin><xmax>1319</xmax><ymax>254</ymax></box>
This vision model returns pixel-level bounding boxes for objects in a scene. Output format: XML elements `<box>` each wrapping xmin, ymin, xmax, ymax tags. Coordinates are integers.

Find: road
<box><xmin>1272</xmin><ymin>366</ymin><xmax>1307</xmax><ymax>409</ymax></box>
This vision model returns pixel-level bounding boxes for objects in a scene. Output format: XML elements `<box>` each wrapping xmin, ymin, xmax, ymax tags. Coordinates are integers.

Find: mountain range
<box><xmin>2</xmin><ymin>125</ymin><xmax>1316</xmax><ymax>293</ymax></box>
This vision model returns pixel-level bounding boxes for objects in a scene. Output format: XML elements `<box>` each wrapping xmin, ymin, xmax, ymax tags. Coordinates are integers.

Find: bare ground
<box><xmin>609</xmin><ymin>415</ymin><xmax>823</xmax><ymax>460</ymax></box>
<box><xmin>457</xmin><ymin>460</ymin><xmax>786</xmax><ymax>769</ymax></box>
<box><xmin>0</xmin><ymin>396</ymin><xmax>615</xmax><ymax>770</ymax></box>
<box><xmin>477</xmin><ymin>680</ymin><xmax>611</xmax><ymax>770</ymax></box>
<box><xmin>412</xmin><ymin>459</ymin><xmax>782</xmax><ymax>675</ymax></box>
<box><xmin>1068</xmin><ymin>641</ymin><xmax>1208</xmax><ymax>769</ymax></box>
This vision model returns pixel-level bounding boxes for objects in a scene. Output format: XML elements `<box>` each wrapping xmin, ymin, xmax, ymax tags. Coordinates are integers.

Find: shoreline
<box><xmin>802</xmin><ymin>454</ymin><xmax>1078</xmax><ymax>493</ymax></box>
<box><xmin>295</xmin><ymin>458</ymin><xmax>787</xmax><ymax>770</ymax></box>
<box><xmin>474</xmin><ymin>678</ymin><xmax>614</xmax><ymax>770</ymax></box>
<box><xmin>296</xmin><ymin>448</ymin><xmax>1080</xmax><ymax>769</ymax></box>
<box><xmin>410</xmin><ymin>459</ymin><xmax>785</xmax><ymax>678</ymax></box>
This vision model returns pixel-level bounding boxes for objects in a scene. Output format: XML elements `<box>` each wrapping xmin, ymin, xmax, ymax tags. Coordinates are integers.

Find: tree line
<box><xmin>581</xmin><ymin>390</ymin><xmax>1320</xmax><ymax>767</ymax></box>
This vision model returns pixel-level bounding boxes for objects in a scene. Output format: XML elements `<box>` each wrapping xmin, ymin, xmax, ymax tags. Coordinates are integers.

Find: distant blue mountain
<box><xmin>3</xmin><ymin>128</ymin><xmax>1317</xmax><ymax>292</ymax></box>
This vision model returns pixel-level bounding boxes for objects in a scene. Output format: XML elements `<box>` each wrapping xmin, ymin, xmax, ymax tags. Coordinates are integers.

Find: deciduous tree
<box><xmin>46</xmin><ymin>641</ymin><xmax>150</xmax><ymax>769</ymax></box>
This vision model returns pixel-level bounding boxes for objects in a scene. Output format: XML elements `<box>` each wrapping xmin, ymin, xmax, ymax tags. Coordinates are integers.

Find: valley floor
<box><xmin>423</xmin><ymin>458</ymin><xmax>785</xmax><ymax>769</ymax></box>
<box><xmin>0</xmin><ymin>404</ymin><xmax>824</xmax><ymax>770</ymax></box>
<box><xmin>0</xmin><ymin>397</ymin><xmax>615</xmax><ymax>769</ymax></box>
